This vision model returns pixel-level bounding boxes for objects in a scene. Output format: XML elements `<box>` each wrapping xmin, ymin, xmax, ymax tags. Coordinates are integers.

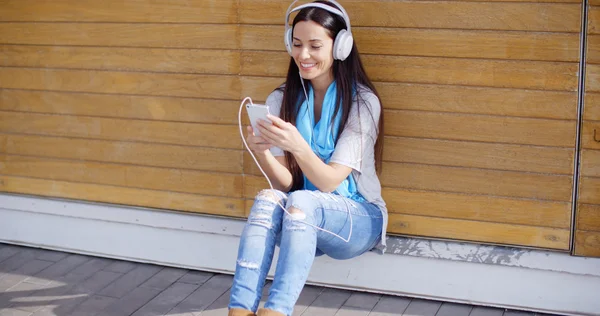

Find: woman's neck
<box><xmin>310</xmin><ymin>72</ymin><xmax>334</xmax><ymax>97</ymax></box>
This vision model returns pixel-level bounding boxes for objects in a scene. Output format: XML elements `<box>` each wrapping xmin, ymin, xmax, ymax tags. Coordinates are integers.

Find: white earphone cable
<box><xmin>238</xmin><ymin>96</ymin><xmax>353</xmax><ymax>243</ymax></box>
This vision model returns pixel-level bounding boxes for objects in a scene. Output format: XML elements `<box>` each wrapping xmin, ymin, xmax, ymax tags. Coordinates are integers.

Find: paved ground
<box><xmin>0</xmin><ymin>243</ymin><xmax>559</xmax><ymax>316</ymax></box>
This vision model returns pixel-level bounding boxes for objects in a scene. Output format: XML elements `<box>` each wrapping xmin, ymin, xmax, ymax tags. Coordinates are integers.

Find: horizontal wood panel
<box><xmin>383</xmin><ymin>137</ymin><xmax>574</xmax><ymax>175</ymax></box>
<box><xmin>581</xmin><ymin>149</ymin><xmax>600</xmax><ymax>177</ymax></box>
<box><xmin>242</xmin><ymin>138</ymin><xmax>574</xmax><ymax>176</ymax></box>
<box><xmin>0</xmin><ymin>23</ymin><xmax>238</xmax><ymax>49</ymax></box>
<box><xmin>246</xmin><ymin>160</ymin><xmax>573</xmax><ymax>202</ymax></box>
<box><xmin>240</xmin><ymin>0</ymin><xmax>580</xmax><ymax>32</ymax></box>
<box><xmin>381</xmin><ymin>162</ymin><xmax>573</xmax><ymax>201</ymax></box>
<box><xmin>0</xmin><ymin>134</ymin><xmax>242</xmax><ymax>174</ymax></box>
<box><xmin>388</xmin><ymin>213</ymin><xmax>569</xmax><ymax>249</ymax></box>
<box><xmin>577</xmin><ymin>204</ymin><xmax>600</xmax><ymax>231</ymax></box>
<box><xmin>385</xmin><ymin>110</ymin><xmax>576</xmax><ymax>147</ymax></box>
<box><xmin>383</xmin><ymin>188</ymin><xmax>570</xmax><ymax>229</ymax></box>
<box><xmin>579</xmin><ymin>177</ymin><xmax>600</xmax><ymax>204</ymax></box>
<box><xmin>242</xmin><ymin>175</ymin><xmax>570</xmax><ymax>228</ymax></box>
<box><xmin>586</xmin><ymin>35</ymin><xmax>600</xmax><ymax>64</ymax></box>
<box><xmin>0</xmin><ymin>0</ymin><xmax>237</xmax><ymax>23</ymax></box>
<box><xmin>589</xmin><ymin>7</ymin><xmax>600</xmax><ymax>35</ymax></box>
<box><xmin>241</xmin><ymin>26</ymin><xmax>580</xmax><ymax>62</ymax></box>
<box><xmin>0</xmin><ymin>90</ymin><xmax>239</xmax><ymax>125</ymax></box>
<box><xmin>0</xmin><ymin>111</ymin><xmax>241</xmax><ymax>149</ymax></box>
<box><xmin>585</xmin><ymin>64</ymin><xmax>600</xmax><ymax>92</ymax></box>
<box><xmin>1</xmin><ymin>45</ymin><xmax>240</xmax><ymax>75</ymax></box>
<box><xmin>574</xmin><ymin>230</ymin><xmax>600</xmax><ymax>256</ymax></box>
<box><xmin>0</xmin><ymin>68</ymin><xmax>241</xmax><ymax>100</ymax></box>
<box><xmin>241</xmin><ymin>52</ymin><xmax>578</xmax><ymax>91</ymax></box>
<box><xmin>581</xmin><ymin>121</ymin><xmax>600</xmax><ymax>150</ymax></box>
<box><xmin>0</xmin><ymin>175</ymin><xmax>246</xmax><ymax>218</ymax></box>
<box><xmin>239</xmin><ymin>79</ymin><xmax>577</xmax><ymax>119</ymax></box>
<box><xmin>584</xmin><ymin>93</ymin><xmax>600</xmax><ymax>120</ymax></box>
<box><xmin>240</xmin><ymin>76</ymin><xmax>284</xmax><ymax>101</ymax></box>
<box><xmin>0</xmin><ymin>154</ymin><xmax>242</xmax><ymax>198</ymax></box>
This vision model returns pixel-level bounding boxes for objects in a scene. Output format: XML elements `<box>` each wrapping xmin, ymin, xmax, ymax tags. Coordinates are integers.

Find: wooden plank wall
<box><xmin>0</xmin><ymin>0</ymin><xmax>247</xmax><ymax>217</ymax></box>
<box><xmin>0</xmin><ymin>0</ymin><xmax>585</xmax><ymax>252</ymax></box>
<box><xmin>577</xmin><ymin>0</ymin><xmax>600</xmax><ymax>256</ymax></box>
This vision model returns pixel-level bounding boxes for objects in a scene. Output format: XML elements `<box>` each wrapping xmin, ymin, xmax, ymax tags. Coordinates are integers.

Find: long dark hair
<box><xmin>279</xmin><ymin>0</ymin><xmax>384</xmax><ymax>191</ymax></box>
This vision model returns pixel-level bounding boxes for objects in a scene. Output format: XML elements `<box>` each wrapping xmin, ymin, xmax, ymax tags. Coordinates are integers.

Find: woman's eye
<box><xmin>293</xmin><ymin>43</ymin><xmax>301</xmax><ymax>47</ymax></box>
<box><xmin>312</xmin><ymin>46</ymin><xmax>322</xmax><ymax>50</ymax></box>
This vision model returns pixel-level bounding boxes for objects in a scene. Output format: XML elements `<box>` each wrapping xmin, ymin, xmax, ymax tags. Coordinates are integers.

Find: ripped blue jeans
<box><xmin>228</xmin><ymin>189</ymin><xmax>383</xmax><ymax>316</ymax></box>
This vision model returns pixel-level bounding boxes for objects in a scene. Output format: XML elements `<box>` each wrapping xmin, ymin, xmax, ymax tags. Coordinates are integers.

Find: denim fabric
<box><xmin>228</xmin><ymin>189</ymin><xmax>383</xmax><ymax>315</ymax></box>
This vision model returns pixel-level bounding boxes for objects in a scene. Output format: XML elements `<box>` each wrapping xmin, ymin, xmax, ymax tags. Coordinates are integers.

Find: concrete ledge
<box><xmin>1</xmin><ymin>193</ymin><xmax>599</xmax><ymax>316</ymax></box>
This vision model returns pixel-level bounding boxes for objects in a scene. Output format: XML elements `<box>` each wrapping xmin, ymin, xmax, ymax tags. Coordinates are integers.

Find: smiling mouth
<box><xmin>300</xmin><ymin>63</ymin><xmax>316</xmax><ymax>70</ymax></box>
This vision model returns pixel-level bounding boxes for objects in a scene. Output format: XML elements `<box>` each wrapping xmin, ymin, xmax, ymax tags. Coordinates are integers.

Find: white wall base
<box><xmin>1</xmin><ymin>193</ymin><xmax>599</xmax><ymax>316</ymax></box>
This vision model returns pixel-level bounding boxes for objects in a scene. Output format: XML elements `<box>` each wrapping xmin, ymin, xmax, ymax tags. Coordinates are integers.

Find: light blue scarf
<box><xmin>296</xmin><ymin>81</ymin><xmax>364</xmax><ymax>202</ymax></box>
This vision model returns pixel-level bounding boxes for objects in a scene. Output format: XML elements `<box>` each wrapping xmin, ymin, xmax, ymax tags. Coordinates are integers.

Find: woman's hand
<box><xmin>257</xmin><ymin>115</ymin><xmax>310</xmax><ymax>156</ymax></box>
<box><xmin>246</xmin><ymin>126</ymin><xmax>272</xmax><ymax>155</ymax></box>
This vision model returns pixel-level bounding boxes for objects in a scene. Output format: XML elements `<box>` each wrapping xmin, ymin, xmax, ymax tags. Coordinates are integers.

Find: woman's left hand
<box><xmin>257</xmin><ymin>114</ymin><xmax>310</xmax><ymax>156</ymax></box>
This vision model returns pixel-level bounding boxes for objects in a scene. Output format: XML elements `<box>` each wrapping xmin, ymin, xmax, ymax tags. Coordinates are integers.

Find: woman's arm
<box><xmin>255</xmin><ymin>151</ymin><xmax>293</xmax><ymax>192</ymax></box>
<box><xmin>256</xmin><ymin>116</ymin><xmax>352</xmax><ymax>192</ymax></box>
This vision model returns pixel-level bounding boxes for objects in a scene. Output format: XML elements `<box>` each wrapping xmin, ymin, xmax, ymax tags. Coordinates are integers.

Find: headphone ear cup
<box><xmin>284</xmin><ymin>28</ymin><xmax>294</xmax><ymax>56</ymax></box>
<box><xmin>332</xmin><ymin>29</ymin><xmax>353</xmax><ymax>61</ymax></box>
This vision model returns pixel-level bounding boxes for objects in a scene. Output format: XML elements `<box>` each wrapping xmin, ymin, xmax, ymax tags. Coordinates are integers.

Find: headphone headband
<box><xmin>284</xmin><ymin>0</ymin><xmax>352</xmax><ymax>35</ymax></box>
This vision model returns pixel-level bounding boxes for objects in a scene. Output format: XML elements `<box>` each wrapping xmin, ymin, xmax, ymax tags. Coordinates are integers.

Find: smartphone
<box><xmin>246</xmin><ymin>103</ymin><xmax>272</xmax><ymax>137</ymax></box>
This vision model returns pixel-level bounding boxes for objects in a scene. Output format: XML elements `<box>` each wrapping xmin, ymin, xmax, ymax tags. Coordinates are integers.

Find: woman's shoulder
<box><xmin>354</xmin><ymin>84</ymin><xmax>381</xmax><ymax>110</ymax></box>
<box><xmin>266</xmin><ymin>85</ymin><xmax>285</xmax><ymax>113</ymax></box>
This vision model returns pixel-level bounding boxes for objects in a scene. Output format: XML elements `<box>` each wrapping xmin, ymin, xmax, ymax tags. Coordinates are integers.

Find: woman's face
<box><xmin>292</xmin><ymin>20</ymin><xmax>334</xmax><ymax>87</ymax></box>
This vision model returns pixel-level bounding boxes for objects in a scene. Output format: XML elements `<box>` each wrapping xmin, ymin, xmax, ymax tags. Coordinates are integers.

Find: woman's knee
<box><xmin>247</xmin><ymin>189</ymin><xmax>286</xmax><ymax>230</ymax></box>
<box><xmin>284</xmin><ymin>190</ymin><xmax>321</xmax><ymax>223</ymax></box>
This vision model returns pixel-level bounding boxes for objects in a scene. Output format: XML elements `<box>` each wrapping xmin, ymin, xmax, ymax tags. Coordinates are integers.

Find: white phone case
<box><xmin>246</xmin><ymin>103</ymin><xmax>271</xmax><ymax>136</ymax></box>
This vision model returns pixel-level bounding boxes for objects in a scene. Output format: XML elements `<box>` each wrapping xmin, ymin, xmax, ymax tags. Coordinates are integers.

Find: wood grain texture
<box><xmin>589</xmin><ymin>7</ymin><xmax>600</xmax><ymax>35</ymax></box>
<box><xmin>0</xmin><ymin>68</ymin><xmax>241</xmax><ymax>100</ymax></box>
<box><xmin>579</xmin><ymin>176</ymin><xmax>600</xmax><ymax>204</ymax></box>
<box><xmin>383</xmin><ymin>188</ymin><xmax>570</xmax><ymax>228</ymax></box>
<box><xmin>0</xmin><ymin>134</ymin><xmax>243</xmax><ymax>174</ymax></box>
<box><xmin>377</xmin><ymin>84</ymin><xmax>575</xmax><ymax>120</ymax></box>
<box><xmin>0</xmin><ymin>90</ymin><xmax>240</xmax><ymax>124</ymax></box>
<box><xmin>0</xmin><ymin>23</ymin><xmax>239</xmax><ymax>49</ymax></box>
<box><xmin>384</xmin><ymin>110</ymin><xmax>576</xmax><ymax>147</ymax></box>
<box><xmin>240</xmin><ymin>0</ymin><xmax>580</xmax><ymax>32</ymax></box>
<box><xmin>0</xmin><ymin>111</ymin><xmax>241</xmax><ymax>149</ymax></box>
<box><xmin>574</xmin><ymin>230</ymin><xmax>600</xmax><ymax>256</ymax></box>
<box><xmin>0</xmin><ymin>154</ymin><xmax>243</xmax><ymax>198</ymax></box>
<box><xmin>242</xmin><ymin>138</ymin><xmax>574</xmax><ymax>176</ymax></box>
<box><xmin>584</xmin><ymin>64</ymin><xmax>600</xmax><ymax>93</ymax></box>
<box><xmin>0</xmin><ymin>0</ymin><xmax>238</xmax><ymax>23</ymax></box>
<box><xmin>241</xmin><ymin>51</ymin><xmax>578</xmax><ymax>91</ymax></box>
<box><xmin>383</xmin><ymin>137</ymin><xmax>574</xmax><ymax>175</ymax></box>
<box><xmin>241</xmin><ymin>25</ymin><xmax>580</xmax><ymax>62</ymax></box>
<box><xmin>0</xmin><ymin>175</ymin><xmax>246</xmax><ymax>218</ymax></box>
<box><xmin>236</xmin><ymin>78</ymin><xmax>577</xmax><ymax>120</ymax></box>
<box><xmin>577</xmin><ymin>204</ymin><xmax>600</xmax><ymax>231</ymax></box>
<box><xmin>584</xmin><ymin>93</ymin><xmax>600</xmax><ymax>120</ymax></box>
<box><xmin>581</xmin><ymin>149</ymin><xmax>600</xmax><ymax>177</ymax></box>
<box><xmin>581</xmin><ymin>121</ymin><xmax>600</xmax><ymax>150</ymax></box>
<box><xmin>1</xmin><ymin>45</ymin><xmax>240</xmax><ymax>75</ymax></box>
<box><xmin>380</xmin><ymin>162</ymin><xmax>573</xmax><ymax>201</ymax></box>
<box><xmin>387</xmin><ymin>213</ymin><xmax>569</xmax><ymax>249</ymax></box>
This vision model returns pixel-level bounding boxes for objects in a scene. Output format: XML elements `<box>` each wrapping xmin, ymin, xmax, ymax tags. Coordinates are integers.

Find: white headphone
<box><xmin>284</xmin><ymin>0</ymin><xmax>354</xmax><ymax>61</ymax></box>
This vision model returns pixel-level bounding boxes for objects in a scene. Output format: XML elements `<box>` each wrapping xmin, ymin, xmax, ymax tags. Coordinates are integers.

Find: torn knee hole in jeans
<box><xmin>237</xmin><ymin>259</ymin><xmax>260</xmax><ymax>270</ymax></box>
<box><xmin>284</xmin><ymin>206</ymin><xmax>307</xmax><ymax>231</ymax></box>
<box><xmin>248</xmin><ymin>209</ymin><xmax>274</xmax><ymax>229</ymax></box>
<box><xmin>257</xmin><ymin>189</ymin><xmax>283</xmax><ymax>204</ymax></box>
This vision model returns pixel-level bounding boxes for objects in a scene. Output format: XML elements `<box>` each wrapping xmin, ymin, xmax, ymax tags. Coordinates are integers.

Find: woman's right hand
<box><xmin>246</xmin><ymin>125</ymin><xmax>272</xmax><ymax>155</ymax></box>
